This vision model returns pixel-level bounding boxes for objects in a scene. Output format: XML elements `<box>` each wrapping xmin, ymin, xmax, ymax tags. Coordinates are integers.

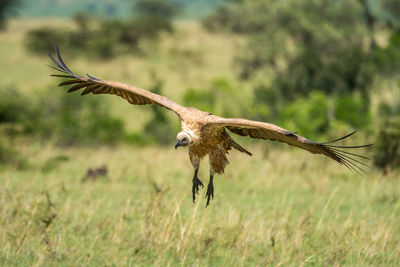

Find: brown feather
<box><xmin>49</xmin><ymin>49</ymin><xmax>183</xmax><ymax>117</ymax></box>
<box><xmin>202</xmin><ymin>117</ymin><xmax>371</xmax><ymax>173</ymax></box>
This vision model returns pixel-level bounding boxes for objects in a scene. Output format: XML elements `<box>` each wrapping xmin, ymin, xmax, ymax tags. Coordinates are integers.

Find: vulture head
<box><xmin>175</xmin><ymin>131</ymin><xmax>192</xmax><ymax>149</ymax></box>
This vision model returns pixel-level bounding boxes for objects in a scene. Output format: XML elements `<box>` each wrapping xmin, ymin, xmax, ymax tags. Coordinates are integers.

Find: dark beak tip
<box><xmin>175</xmin><ymin>141</ymin><xmax>180</xmax><ymax>149</ymax></box>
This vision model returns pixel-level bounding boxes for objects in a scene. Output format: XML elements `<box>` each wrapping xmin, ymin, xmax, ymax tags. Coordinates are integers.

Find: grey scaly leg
<box><xmin>205</xmin><ymin>169</ymin><xmax>214</xmax><ymax>207</ymax></box>
<box><xmin>192</xmin><ymin>168</ymin><xmax>204</xmax><ymax>203</ymax></box>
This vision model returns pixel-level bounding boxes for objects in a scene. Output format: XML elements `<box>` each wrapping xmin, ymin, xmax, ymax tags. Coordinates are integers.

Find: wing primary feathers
<box><xmin>318</xmin><ymin>131</ymin><xmax>372</xmax><ymax>173</ymax></box>
<box><xmin>47</xmin><ymin>63</ymin><xmax>67</xmax><ymax>74</ymax></box>
<box><xmin>48</xmin><ymin>47</ymin><xmax>183</xmax><ymax>116</ymax></box>
<box><xmin>81</xmin><ymin>85</ymin><xmax>101</xmax><ymax>95</ymax></box>
<box><xmin>51</xmin><ymin>74</ymin><xmax>75</xmax><ymax>78</ymax></box>
<box><xmin>323</xmin><ymin>143</ymin><xmax>371</xmax><ymax>174</ymax></box>
<box><xmin>48</xmin><ymin>47</ymin><xmax>83</xmax><ymax>79</ymax></box>
<box><xmin>86</xmin><ymin>73</ymin><xmax>100</xmax><ymax>81</ymax></box>
<box><xmin>335</xmin><ymin>152</ymin><xmax>361</xmax><ymax>174</ymax></box>
<box><xmin>334</xmin><ymin>153</ymin><xmax>367</xmax><ymax>174</ymax></box>
<box><xmin>334</xmin><ymin>152</ymin><xmax>364</xmax><ymax>173</ymax></box>
<box><xmin>320</xmin><ymin>131</ymin><xmax>357</xmax><ymax>144</ymax></box>
<box><xmin>47</xmin><ymin>53</ymin><xmax>65</xmax><ymax>72</ymax></box>
<box><xmin>327</xmin><ymin>147</ymin><xmax>371</xmax><ymax>160</ymax></box>
<box><xmin>55</xmin><ymin>46</ymin><xmax>75</xmax><ymax>75</ymax></box>
<box><xmin>325</xmin><ymin>144</ymin><xmax>373</xmax><ymax>149</ymax></box>
<box><xmin>339</xmin><ymin>158</ymin><xmax>361</xmax><ymax>175</ymax></box>
<box><xmin>58</xmin><ymin>79</ymin><xmax>81</xmax><ymax>86</ymax></box>
<box><xmin>67</xmin><ymin>83</ymin><xmax>89</xmax><ymax>93</ymax></box>
<box><xmin>328</xmin><ymin>148</ymin><xmax>372</xmax><ymax>169</ymax></box>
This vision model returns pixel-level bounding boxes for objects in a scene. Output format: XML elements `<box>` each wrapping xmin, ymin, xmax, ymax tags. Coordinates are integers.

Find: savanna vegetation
<box><xmin>0</xmin><ymin>0</ymin><xmax>399</xmax><ymax>265</ymax></box>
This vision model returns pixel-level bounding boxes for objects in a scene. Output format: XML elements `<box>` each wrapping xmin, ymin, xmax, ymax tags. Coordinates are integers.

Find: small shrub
<box><xmin>0</xmin><ymin>138</ymin><xmax>19</xmax><ymax>166</ymax></box>
<box><xmin>334</xmin><ymin>94</ymin><xmax>371</xmax><ymax>129</ymax></box>
<box><xmin>279</xmin><ymin>91</ymin><xmax>330</xmax><ymax>140</ymax></box>
<box><xmin>30</xmin><ymin>89</ymin><xmax>125</xmax><ymax>145</ymax></box>
<box><xmin>0</xmin><ymin>0</ymin><xmax>20</xmax><ymax>30</ymax></box>
<box><xmin>25</xmin><ymin>0</ymin><xmax>180</xmax><ymax>58</ymax></box>
<box><xmin>0</xmin><ymin>87</ymin><xmax>126</xmax><ymax>146</ymax></box>
<box><xmin>25</xmin><ymin>28</ymin><xmax>68</xmax><ymax>54</ymax></box>
<box><xmin>374</xmin><ymin>102</ymin><xmax>400</xmax><ymax>174</ymax></box>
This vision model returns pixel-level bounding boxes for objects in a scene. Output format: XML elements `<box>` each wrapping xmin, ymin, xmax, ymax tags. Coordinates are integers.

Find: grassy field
<box><xmin>0</xmin><ymin>19</ymin><xmax>400</xmax><ymax>266</ymax></box>
<box><xmin>1</xmin><ymin>144</ymin><xmax>399</xmax><ymax>266</ymax></box>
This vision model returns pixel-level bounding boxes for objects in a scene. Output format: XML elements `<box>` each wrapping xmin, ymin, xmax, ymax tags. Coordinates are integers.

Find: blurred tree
<box><xmin>204</xmin><ymin>0</ymin><xmax>400</xmax><ymax>135</ymax></box>
<box><xmin>25</xmin><ymin>27</ymin><xmax>68</xmax><ymax>53</ymax></box>
<box><xmin>134</xmin><ymin>0</ymin><xmax>180</xmax><ymax>19</ymax></box>
<box><xmin>373</xmin><ymin>100</ymin><xmax>400</xmax><ymax>174</ymax></box>
<box><xmin>0</xmin><ymin>0</ymin><xmax>20</xmax><ymax>30</ymax></box>
<box><xmin>117</xmin><ymin>0</ymin><xmax>181</xmax><ymax>47</ymax></box>
<box><xmin>0</xmin><ymin>87</ymin><xmax>125</xmax><ymax>146</ymax></box>
<box><xmin>25</xmin><ymin>0</ymin><xmax>180</xmax><ymax>57</ymax></box>
<box><xmin>279</xmin><ymin>92</ymin><xmax>330</xmax><ymax>140</ymax></box>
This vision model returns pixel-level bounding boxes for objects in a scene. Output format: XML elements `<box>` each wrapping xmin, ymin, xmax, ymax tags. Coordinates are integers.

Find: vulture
<box><xmin>48</xmin><ymin>48</ymin><xmax>372</xmax><ymax>207</ymax></box>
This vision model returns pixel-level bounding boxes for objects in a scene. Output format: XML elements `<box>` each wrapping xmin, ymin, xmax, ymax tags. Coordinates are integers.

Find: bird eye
<box><xmin>182</xmin><ymin>138</ymin><xmax>187</xmax><ymax>142</ymax></box>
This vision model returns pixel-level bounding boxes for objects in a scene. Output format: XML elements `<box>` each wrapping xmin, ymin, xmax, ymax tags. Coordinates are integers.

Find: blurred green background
<box><xmin>0</xmin><ymin>0</ymin><xmax>400</xmax><ymax>266</ymax></box>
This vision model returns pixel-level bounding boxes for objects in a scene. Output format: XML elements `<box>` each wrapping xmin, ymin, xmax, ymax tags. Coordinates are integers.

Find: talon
<box><xmin>205</xmin><ymin>182</ymin><xmax>214</xmax><ymax>208</ymax></box>
<box><xmin>192</xmin><ymin>177</ymin><xmax>204</xmax><ymax>203</ymax></box>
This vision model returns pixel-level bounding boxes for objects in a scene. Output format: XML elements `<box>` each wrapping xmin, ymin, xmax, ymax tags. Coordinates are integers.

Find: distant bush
<box><xmin>25</xmin><ymin>28</ymin><xmax>68</xmax><ymax>54</ymax></box>
<box><xmin>279</xmin><ymin>92</ymin><xmax>330</xmax><ymax>140</ymax></box>
<box><xmin>25</xmin><ymin>0</ymin><xmax>180</xmax><ymax>58</ymax></box>
<box><xmin>0</xmin><ymin>88</ymin><xmax>30</xmax><ymax>124</ymax></box>
<box><xmin>0</xmin><ymin>0</ymin><xmax>20</xmax><ymax>30</ymax></box>
<box><xmin>334</xmin><ymin>94</ymin><xmax>371</xmax><ymax>129</ymax></box>
<box><xmin>135</xmin><ymin>0</ymin><xmax>179</xmax><ymax>19</ymax></box>
<box><xmin>31</xmin><ymin>90</ymin><xmax>125</xmax><ymax>145</ymax></box>
<box><xmin>374</xmin><ymin>102</ymin><xmax>400</xmax><ymax>174</ymax></box>
<box><xmin>0</xmin><ymin>137</ymin><xmax>22</xmax><ymax>167</ymax></box>
<box><xmin>0</xmin><ymin>87</ymin><xmax>125</xmax><ymax>146</ymax></box>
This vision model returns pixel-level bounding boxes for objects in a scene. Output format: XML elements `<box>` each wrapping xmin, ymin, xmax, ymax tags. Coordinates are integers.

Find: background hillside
<box><xmin>19</xmin><ymin>0</ymin><xmax>223</xmax><ymax>18</ymax></box>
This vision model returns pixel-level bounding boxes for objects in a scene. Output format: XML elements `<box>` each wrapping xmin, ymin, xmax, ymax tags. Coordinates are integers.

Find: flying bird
<box><xmin>48</xmin><ymin>48</ymin><xmax>372</xmax><ymax>207</ymax></box>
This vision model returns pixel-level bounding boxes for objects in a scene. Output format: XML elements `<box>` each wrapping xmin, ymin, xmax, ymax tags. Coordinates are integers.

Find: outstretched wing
<box><xmin>48</xmin><ymin>47</ymin><xmax>183</xmax><ymax>117</ymax></box>
<box><xmin>204</xmin><ymin>117</ymin><xmax>372</xmax><ymax>174</ymax></box>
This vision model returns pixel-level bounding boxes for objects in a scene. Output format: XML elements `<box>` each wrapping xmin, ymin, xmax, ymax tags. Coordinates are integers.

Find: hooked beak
<box><xmin>174</xmin><ymin>141</ymin><xmax>180</xmax><ymax>149</ymax></box>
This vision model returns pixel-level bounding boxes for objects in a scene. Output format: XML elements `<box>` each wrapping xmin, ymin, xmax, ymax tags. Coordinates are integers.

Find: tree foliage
<box><xmin>373</xmin><ymin>100</ymin><xmax>400</xmax><ymax>174</ymax></box>
<box><xmin>204</xmin><ymin>0</ymin><xmax>400</xmax><ymax>132</ymax></box>
<box><xmin>0</xmin><ymin>0</ymin><xmax>20</xmax><ymax>29</ymax></box>
<box><xmin>0</xmin><ymin>87</ymin><xmax>125</xmax><ymax>146</ymax></box>
<box><xmin>25</xmin><ymin>0</ymin><xmax>180</xmax><ymax>58</ymax></box>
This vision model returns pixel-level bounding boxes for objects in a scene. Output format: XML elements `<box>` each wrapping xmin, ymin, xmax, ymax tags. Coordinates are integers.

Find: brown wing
<box><xmin>48</xmin><ymin>47</ymin><xmax>183</xmax><ymax>117</ymax></box>
<box><xmin>204</xmin><ymin>117</ymin><xmax>372</xmax><ymax>174</ymax></box>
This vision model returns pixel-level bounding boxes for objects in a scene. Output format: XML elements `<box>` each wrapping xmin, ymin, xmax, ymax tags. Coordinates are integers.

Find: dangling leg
<box><xmin>205</xmin><ymin>169</ymin><xmax>214</xmax><ymax>208</ymax></box>
<box><xmin>190</xmin><ymin>152</ymin><xmax>203</xmax><ymax>203</ymax></box>
<box><xmin>192</xmin><ymin>168</ymin><xmax>204</xmax><ymax>203</ymax></box>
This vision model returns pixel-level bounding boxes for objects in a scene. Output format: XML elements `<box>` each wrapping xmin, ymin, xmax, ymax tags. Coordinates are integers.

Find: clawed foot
<box><xmin>192</xmin><ymin>177</ymin><xmax>204</xmax><ymax>203</ymax></box>
<box><xmin>205</xmin><ymin>182</ymin><xmax>214</xmax><ymax>208</ymax></box>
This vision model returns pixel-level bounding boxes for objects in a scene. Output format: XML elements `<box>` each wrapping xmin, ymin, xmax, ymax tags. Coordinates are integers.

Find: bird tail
<box><xmin>231</xmin><ymin>140</ymin><xmax>252</xmax><ymax>156</ymax></box>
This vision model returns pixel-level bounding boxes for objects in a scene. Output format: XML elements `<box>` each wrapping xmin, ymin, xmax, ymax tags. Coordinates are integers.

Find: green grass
<box><xmin>0</xmin><ymin>144</ymin><xmax>399</xmax><ymax>266</ymax></box>
<box><xmin>0</xmin><ymin>19</ymin><xmax>399</xmax><ymax>266</ymax></box>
